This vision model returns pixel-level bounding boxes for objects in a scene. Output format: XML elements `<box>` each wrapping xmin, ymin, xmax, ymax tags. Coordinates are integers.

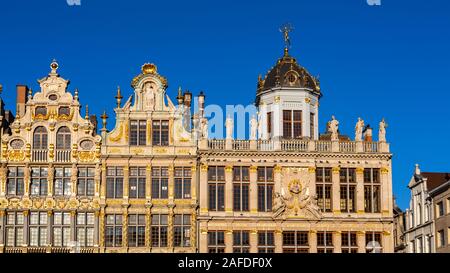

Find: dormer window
<box><xmin>58</xmin><ymin>106</ymin><xmax>70</xmax><ymax>116</ymax></box>
<box><xmin>35</xmin><ymin>106</ymin><xmax>47</xmax><ymax>116</ymax></box>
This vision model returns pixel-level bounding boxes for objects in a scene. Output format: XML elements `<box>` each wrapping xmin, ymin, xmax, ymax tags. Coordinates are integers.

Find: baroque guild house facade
<box><xmin>0</xmin><ymin>43</ymin><xmax>394</xmax><ymax>253</ymax></box>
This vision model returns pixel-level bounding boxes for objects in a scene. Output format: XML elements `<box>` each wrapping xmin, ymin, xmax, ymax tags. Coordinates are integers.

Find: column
<box><xmin>100</xmin><ymin>162</ymin><xmax>107</xmax><ymax>199</ymax></box>
<box><xmin>332</xmin><ymin>167</ymin><xmax>340</xmax><ymax>214</ymax></box>
<box><xmin>94</xmin><ymin>163</ymin><xmax>101</xmax><ymax>198</ymax></box>
<box><xmin>168</xmin><ymin>206</ymin><xmax>174</xmax><ymax>251</ymax></box>
<box><xmin>190</xmin><ymin>210</ymin><xmax>197</xmax><ymax>252</ymax></box>
<box><xmin>22</xmin><ymin>210</ymin><xmax>29</xmax><ymax>248</ymax></box>
<box><xmin>24</xmin><ymin>164</ymin><xmax>30</xmax><ymax>197</ymax></box>
<box><xmin>191</xmin><ymin>165</ymin><xmax>197</xmax><ymax>203</ymax></box>
<box><xmin>225</xmin><ymin>230</ymin><xmax>233</xmax><ymax>253</ymax></box>
<box><xmin>123</xmin><ymin>165</ymin><xmax>129</xmax><ymax>200</ymax></box>
<box><xmin>199</xmin><ymin>222</ymin><xmax>208</xmax><ymax>253</ymax></box>
<box><xmin>356</xmin><ymin>167</ymin><xmax>365</xmax><ymax>214</ymax></box>
<box><xmin>70</xmin><ymin>210</ymin><xmax>76</xmax><ymax>244</ymax></box>
<box><xmin>145</xmin><ymin>206</ymin><xmax>151</xmax><ymax>250</ymax></box>
<box><xmin>333</xmin><ymin>231</ymin><xmax>342</xmax><ymax>253</ymax></box>
<box><xmin>225</xmin><ymin>166</ymin><xmax>233</xmax><ymax>215</ymax></box>
<box><xmin>274</xmin><ymin>230</ymin><xmax>283</xmax><ymax>253</ymax></box>
<box><xmin>98</xmin><ymin>209</ymin><xmax>105</xmax><ymax>250</ymax></box>
<box><xmin>309</xmin><ymin>230</ymin><xmax>317</xmax><ymax>253</ymax></box>
<box><xmin>0</xmin><ymin>210</ymin><xmax>4</xmax><ymax>249</ymax></box>
<box><xmin>250</xmin><ymin>230</ymin><xmax>258</xmax><ymax>253</ymax></box>
<box><xmin>122</xmin><ymin>209</ymin><xmax>128</xmax><ymax>250</ymax></box>
<box><xmin>249</xmin><ymin>166</ymin><xmax>258</xmax><ymax>214</ymax></box>
<box><xmin>47</xmin><ymin>211</ymin><xmax>53</xmax><ymax>253</ymax></box>
<box><xmin>48</xmin><ymin>164</ymin><xmax>54</xmax><ymax>197</ymax></box>
<box><xmin>94</xmin><ymin>211</ymin><xmax>100</xmax><ymax>248</ymax></box>
<box><xmin>383</xmin><ymin>230</ymin><xmax>393</xmax><ymax>253</ymax></box>
<box><xmin>357</xmin><ymin>231</ymin><xmax>366</xmax><ymax>253</ymax></box>
<box><xmin>199</xmin><ymin>164</ymin><xmax>208</xmax><ymax>214</ymax></box>
<box><xmin>71</xmin><ymin>164</ymin><xmax>78</xmax><ymax>197</ymax></box>
<box><xmin>381</xmin><ymin>167</ymin><xmax>391</xmax><ymax>216</ymax></box>
<box><xmin>168</xmin><ymin>165</ymin><xmax>175</xmax><ymax>202</ymax></box>
<box><xmin>0</xmin><ymin>165</ymin><xmax>7</xmax><ymax>196</ymax></box>
<box><xmin>145</xmin><ymin>165</ymin><xmax>152</xmax><ymax>201</ymax></box>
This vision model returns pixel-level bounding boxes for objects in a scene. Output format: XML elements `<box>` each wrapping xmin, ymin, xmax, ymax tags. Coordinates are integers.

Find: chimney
<box><xmin>363</xmin><ymin>125</ymin><xmax>373</xmax><ymax>142</ymax></box>
<box><xmin>184</xmin><ymin>91</ymin><xmax>192</xmax><ymax>108</ymax></box>
<box><xmin>16</xmin><ymin>85</ymin><xmax>29</xmax><ymax>117</ymax></box>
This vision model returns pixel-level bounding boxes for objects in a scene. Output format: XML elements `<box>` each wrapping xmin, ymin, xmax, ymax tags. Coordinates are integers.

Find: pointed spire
<box><xmin>50</xmin><ymin>59</ymin><xmax>59</xmax><ymax>75</ymax></box>
<box><xmin>115</xmin><ymin>86</ymin><xmax>123</xmax><ymax>108</ymax></box>
<box><xmin>28</xmin><ymin>88</ymin><xmax>33</xmax><ymax>99</ymax></box>
<box><xmin>415</xmin><ymin>164</ymin><xmax>421</xmax><ymax>175</ymax></box>
<box><xmin>85</xmin><ymin>105</ymin><xmax>89</xmax><ymax>120</ymax></box>
<box><xmin>74</xmin><ymin>88</ymin><xmax>79</xmax><ymax>100</ymax></box>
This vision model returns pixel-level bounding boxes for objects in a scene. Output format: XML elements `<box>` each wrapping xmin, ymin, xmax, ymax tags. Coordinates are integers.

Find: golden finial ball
<box><xmin>142</xmin><ymin>63</ymin><xmax>157</xmax><ymax>74</ymax></box>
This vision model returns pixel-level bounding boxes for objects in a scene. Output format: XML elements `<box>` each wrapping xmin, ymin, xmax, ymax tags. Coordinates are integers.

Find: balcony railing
<box><xmin>55</xmin><ymin>150</ymin><xmax>71</xmax><ymax>163</ymax></box>
<box><xmin>203</xmin><ymin>139</ymin><xmax>389</xmax><ymax>153</ymax></box>
<box><xmin>32</xmin><ymin>149</ymin><xmax>48</xmax><ymax>162</ymax></box>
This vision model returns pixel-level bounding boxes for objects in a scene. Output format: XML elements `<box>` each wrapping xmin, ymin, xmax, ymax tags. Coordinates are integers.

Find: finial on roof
<box><xmin>115</xmin><ymin>86</ymin><xmax>123</xmax><ymax>108</ymax></box>
<box><xmin>279</xmin><ymin>23</ymin><xmax>294</xmax><ymax>55</ymax></box>
<box><xmin>100</xmin><ymin>110</ymin><xmax>108</xmax><ymax>130</ymax></box>
<box><xmin>50</xmin><ymin>59</ymin><xmax>59</xmax><ymax>74</ymax></box>
<box><xmin>415</xmin><ymin>164</ymin><xmax>421</xmax><ymax>175</ymax></box>
<box><xmin>85</xmin><ymin>105</ymin><xmax>89</xmax><ymax>119</ymax></box>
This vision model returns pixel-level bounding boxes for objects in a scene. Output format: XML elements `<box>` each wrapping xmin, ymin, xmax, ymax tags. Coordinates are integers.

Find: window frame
<box><xmin>316</xmin><ymin>167</ymin><xmax>332</xmax><ymax>212</ymax></box>
<box><xmin>208</xmin><ymin>166</ymin><xmax>225</xmax><ymax>212</ymax></box>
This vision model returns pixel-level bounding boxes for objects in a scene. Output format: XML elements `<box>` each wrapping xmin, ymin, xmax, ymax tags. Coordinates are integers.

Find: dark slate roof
<box><xmin>421</xmin><ymin>172</ymin><xmax>450</xmax><ymax>191</ymax></box>
<box><xmin>256</xmin><ymin>49</ymin><xmax>322</xmax><ymax>96</ymax></box>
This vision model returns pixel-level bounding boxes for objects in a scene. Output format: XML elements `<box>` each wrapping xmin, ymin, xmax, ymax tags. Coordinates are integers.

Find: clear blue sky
<box><xmin>0</xmin><ymin>0</ymin><xmax>449</xmax><ymax>209</ymax></box>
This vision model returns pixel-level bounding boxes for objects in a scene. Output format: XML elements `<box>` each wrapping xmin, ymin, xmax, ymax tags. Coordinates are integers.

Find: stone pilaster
<box><xmin>225</xmin><ymin>166</ymin><xmax>233</xmax><ymax>215</ymax></box>
<box><xmin>146</xmin><ymin>165</ymin><xmax>152</xmax><ymax>201</ymax></box>
<box><xmin>94</xmin><ymin>163</ymin><xmax>101</xmax><ymax>197</ymax></box>
<box><xmin>145</xmin><ymin>206</ymin><xmax>151</xmax><ymax>249</ymax></box>
<box><xmin>167</xmin><ymin>206</ymin><xmax>174</xmax><ymax>251</ymax></box>
<box><xmin>274</xmin><ymin>165</ymin><xmax>282</xmax><ymax>197</ymax></box>
<box><xmin>308</xmin><ymin>167</ymin><xmax>316</xmax><ymax>196</ymax></box>
<box><xmin>191</xmin><ymin>165</ymin><xmax>197</xmax><ymax>201</ymax></box>
<box><xmin>22</xmin><ymin>210</ymin><xmax>29</xmax><ymax>247</ymax></box>
<box><xmin>199</xmin><ymin>164</ymin><xmax>208</xmax><ymax>214</ymax></box>
<box><xmin>47</xmin><ymin>211</ymin><xmax>53</xmax><ymax>252</ymax></box>
<box><xmin>333</xmin><ymin>231</ymin><xmax>342</xmax><ymax>253</ymax></box>
<box><xmin>225</xmin><ymin>229</ymin><xmax>233</xmax><ymax>253</ymax></box>
<box><xmin>309</xmin><ymin>230</ymin><xmax>317</xmax><ymax>253</ymax></box>
<box><xmin>70</xmin><ymin>210</ymin><xmax>77</xmax><ymax>243</ymax></box>
<box><xmin>356</xmin><ymin>167</ymin><xmax>365</xmax><ymax>214</ymax></box>
<box><xmin>100</xmin><ymin>162</ymin><xmax>107</xmax><ymax>199</ymax></box>
<box><xmin>168</xmin><ymin>165</ymin><xmax>175</xmax><ymax>201</ymax></box>
<box><xmin>274</xmin><ymin>230</ymin><xmax>283</xmax><ymax>253</ymax></box>
<box><xmin>122</xmin><ymin>209</ymin><xmax>128</xmax><ymax>249</ymax></box>
<box><xmin>190</xmin><ymin>210</ymin><xmax>197</xmax><ymax>251</ymax></box>
<box><xmin>249</xmin><ymin>166</ymin><xmax>258</xmax><ymax>214</ymax></box>
<box><xmin>357</xmin><ymin>231</ymin><xmax>366</xmax><ymax>253</ymax></box>
<box><xmin>98</xmin><ymin>209</ymin><xmax>105</xmax><ymax>250</ymax></box>
<box><xmin>199</xmin><ymin>223</ymin><xmax>208</xmax><ymax>253</ymax></box>
<box><xmin>47</xmin><ymin>164</ymin><xmax>54</xmax><ymax>197</ymax></box>
<box><xmin>24</xmin><ymin>164</ymin><xmax>30</xmax><ymax>197</ymax></box>
<box><xmin>71</xmin><ymin>164</ymin><xmax>78</xmax><ymax>197</ymax></box>
<box><xmin>94</xmin><ymin>211</ymin><xmax>100</xmax><ymax>247</ymax></box>
<box><xmin>0</xmin><ymin>210</ymin><xmax>4</xmax><ymax>248</ymax></box>
<box><xmin>332</xmin><ymin>166</ymin><xmax>340</xmax><ymax>214</ymax></box>
<box><xmin>381</xmin><ymin>167</ymin><xmax>390</xmax><ymax>216</ymax></box>
<box><xmin>123</xmin><ymin>165</ymin><xmax>129</xmax><ymax>200</ymax></box>
<box><xmin>250</xmin><ymin>229</ymin><xmax>258</xmax><ymax>253</ymax></box>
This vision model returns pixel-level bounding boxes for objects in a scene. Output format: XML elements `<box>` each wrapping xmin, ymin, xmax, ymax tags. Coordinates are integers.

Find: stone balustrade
<box><xmin>201</xmin><ymin>139</ymin><xmax>390</xmax><ymax>153</ymax></box>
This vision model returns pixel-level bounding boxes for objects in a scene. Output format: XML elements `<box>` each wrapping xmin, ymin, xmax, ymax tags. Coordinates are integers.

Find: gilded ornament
<box><xmin>109</xmin><ymin>122</ymin><xmax>124</xmax><ymax>143</ymax></box>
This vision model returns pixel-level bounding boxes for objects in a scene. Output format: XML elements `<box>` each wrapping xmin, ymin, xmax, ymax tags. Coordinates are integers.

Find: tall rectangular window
<box><xmin>267</xmin><ymin>112</ymin><xmax>272</xmax><ymax>136</ymax></box>
<box><xmin>437</xmin><ymin>230</ymin><xmax>445</xmax><ymax>248</ymax></box>
<box><xmin>258</xmin><ymin>231</ymin><xmax>275</xmax><ymax>253</ymax></box>
<box><xmin>128</xmin><ymin>214</ymin><xmax>145</xmax><ymax>247</ymax></box>
<box><xmin>129</xmin><ymin>167</ymin><xmax>146</xmax><ymax>199</ymax></box>
<box><xmin>436</xmin><ymin>201</ymin><xmax>444</xmax><ymax>218</ymax></box>
<box><xmin>208</xmin><ymin>166</ymin><xmax>225</xmax><ymax>211</ymax></box>
<box><xmin>130</xmin><ymin>120</ymin><xmax>147</xmax><ymax>146</ymax></box>
<box><xmin>76</xmin><ymin>212</ymin><xmax>95</xmax><ymax>247</ymax></box>
<box><xmin>283</xmin><ymin>110</ymin><xmax>302</xmax><ymax>139</ymax></box>
<box><xmin>364</xmin><ymin>168</ymin><xmax>381</xmax><ymax>213</ymax></box>
<box><xmin>174</xmin><ymin>214</ymin><xmax>191</xmax><ymax>247</ymax></box>
<box><xmin>29</xmin><ymin>212</ymin><xmax>48</xmax><ymax>247</ymax></box>
<box><xmin>5</xmin><ymin>212</ymin><xmax>24</xmax><ymax>247</ymax></box>
<box><xmin>106</xmin><ymin>167</ymin><xmax>123</xmax><ymax>199</ymax></box>
<box><xmin>233</xmin><ymin>167</ymin><xmax>249</xmax><ymax>212</ymax></box>
<box><xmin>31</xmin><ymin>167</ymin><xmax>48</xmax><ymax>196</ymax></box>
<box><xmin>283</xmin><ymin>231</ymin><xmax>309</xmax><ymax>253</ymax></box>
<box><xmin>233</xmin><ymin>231</ymin><xmax>250</xmax><ymax>253</ymax></box>
<box><xmin>152</xmin><ymin>120</ymin><xmax>169</xmax><ymax>146</ymax></box>
<box><xmin>365</xmin><ymin>232</ymin><xmax>383</xmax><ymax>253</ymax></box>
<box><xmin>310</xmin><ymin>113</ymin><xmax>315</xmax><ymax>139</ymax></box>
<box><xmin>151</xmin><ymin>167</ymin><xmax>168</xmax><ymax>199</ymax></box>
<box><xmin>317</xmin><ymin>232</ymin><xmax>334</xmax><ymax>253</ymax></box>
<box><xmin>54</xmin><ymin>167</ymin><xmax>72</xmax><ymax>197</ymax></box>
<box><xmin>341</xmin><ymin>232</ymin><xmax>358</xmax><ymax>253</ymax></box>
<box><xmin>7</xmin><ymin>167</ymin><xmax>24</xmax><ymax>196</ymax></box>
<box><xmin>77</xmin><ymin>167</ymin><xmax>95</xmax><ymax>197</ymax></box>
<box><xmin>53</xmin><ymin>212</ymin><xmax>71</xmax><ymax>247</ymax></box>
<box><xmin>258</xmin><ymin>167</ymin><xmax>274</xmax><ymax>212</ymax></box>
<box><xmin>208</xmin><ymin>231</ymin><xmax>225</xmax><ymax>253</ymax></box>
<box><xmin>105</xmin><ymin>214</ymin><xmax>122</xmax><ymax>247</ymax></box>
<box><xmin>151</xmin><ymin>214</ymin><xmax>168</xmax><ymax>247</ymax></box>
<box><xmin>340</xmin><ymin>168</ymin><xmax>356</xmax><ymax>213</ymax></box>
<box><xmin>316</xmin><ymin>167</ymin><xmax>332</xmax><ymax>212</ymax></box>
<box><xmin>174</xmin><ymin>167</ymin><xmax>191</xmax><ymax>199</ymax></box>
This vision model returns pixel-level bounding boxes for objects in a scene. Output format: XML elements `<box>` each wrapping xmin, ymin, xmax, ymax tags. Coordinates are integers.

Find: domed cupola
<box><xmin>256</xmin><ymin>48</ymin><xmax>321</xmax><ymax>104</ymax></box>
<box><xmin>256</xmin><ymin>25</ymin><xmax>321</xmax><ymax>141</ymax></box>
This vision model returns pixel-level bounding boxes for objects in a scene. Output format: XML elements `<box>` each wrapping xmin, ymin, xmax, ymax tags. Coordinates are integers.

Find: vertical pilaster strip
<box><xmin>274</xmin><ymin>229</ymin><xmax>283</xmax><ymax>253</ymax></box>
<box><xmin>48</xmin><ymin>164</ymin><xmax>54</xmax><ymax>197</ymax></box>
<box><xmin>145</xmin><ymin>206</ymin><xmax>151</xmax><ymax>249</ymax></box>
<box><xmin>308</xmin><ymin>167</ymin><xmax>316</xmax><ymax>196</ymax></box>
<box><xmin>70</xmin><ymin>210</ymin><xmax>76</xmax><ymax>244</ymax></box>
<box><xmin>98</xmin><ymin>210</ymin><xmax>105</xmax><ymax>250</ymax></box>
<box><xmin>274</xmin><ymin>165</ymin><xmax>282</xmax><ymax>197</ymax></box>
<box><xmin>123</xmin><ymin>165</ymin><xmax>129</xmax><ymax>200</ymax></box>
<box><xmin>0</xmin><ymin>210</ymin><xmax>4</xmax><ymax>248</ymax></box>
<box><xmin>199</xmin><ymin>223</ymin><xmax>208</xmax><ymax>253</ymax></box>
<box><xmin>381</xmin><ymin>167</ymin><xmax>390</xmax><ymax>216</ymax></box>
<box><xmin>199</xmin><ymin>164</ymin><xmax>208</xmax><ymax>214</ymax></box>
<box><xmin>94</xmin><ymin>210</ymin><xmax>100</xmax><ymax>248</ymax></box>
<box><xmin>22</xmin><ymin>210</ymin><xmax>29</xmax><ymax>247</ymax></box>
<box><xmin>249</xmin><ymin>166</ymin><xmax>258</xmax><ymax>214</ymax></box>
<box><xmin>309</xmin><ymin>230</ymin><xmax>317</xmax><ymax>253</ymax></box>
<box><xmin>356</xmin><ymin>167</ymin><xmax>365</xmax><ymax>214</ymax></box>
<box><xmin>225</xmin><ymin>229</ymin><xmax>233</xmax><ymax>253</ymax></box>
<box><xmin>100</xmin><ymin>162</ymin><xmax>107</xmax><ymax>199</ymax></box>
<box><xmin>357</xmin><ymin>231</ymin><xmax>366</xmax><ymax>253</ymax></box>
<box><xmin>168</xmin><ymin>206</ymin><xmax>174</xmax><ymax>250</ymax></box>
<box><xmin>71</xmin><ymin>164</ymin><xmax>78</xmax><ymax>197</ymax></box>
<box><xmin>225</xmin><ymin>165</ymin><xmax>233</xmax><ymax>215</ymax></box>
<box><xmin>190</xmin><ymin>210</ymin><xmax>197</xmax><ymax>251</ymax></box>
<box><xmin>0</xmin><ymin>165</ymin><xmax>7</xmax><ymax>196</ymax></box>
<box><xmin>333</xmin><ymin>231</ymin><xmax>342</xmax><ymax>253</ymax></box>
<box><xmin>168</xmin><ymin>165</ymin><xmax>175</xmax><ymax>201</ymax></box>
<box><xmin>122</xmin><ymin>209</ymin><xmax>128</xmax><ymax>250</ymax></box>
<box><xmin>332</xmin><ymin>166</ymin><xmax>340</xmax><ymax>214</ymax></box>
<box><xmin>249</xmin><ymin>229</ymin><xmax>258</xmax><ymax>253</ymax></box>
<box><xmin>191</xmin><ymin>165</ymin><xmax>197</xmax><ymax>201</ymax></box>
<box><xmin>47</xmin><ymin>211</ymin><xmax>53</xmax><ymax>251</ymax></box>
<box><xmin>24</xmin><ymin>164</ymin><xmax>30</xmax><ymax>197</ymax></box>
<box><xmin>94</xmin><ymin>163</ymin><xmax>101</xmax><ymax>197</ymax></box>
<box><xmin>146</xmin><ymin>165</ymin><xmax>152</xmax><ymax>201</ymax></box>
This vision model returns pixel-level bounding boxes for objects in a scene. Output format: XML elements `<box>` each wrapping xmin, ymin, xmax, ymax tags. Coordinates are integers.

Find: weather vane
<box><xmin>279</xmin><ymin>23</ymin><xmax>294</xmax><ymax>50</ymax></box>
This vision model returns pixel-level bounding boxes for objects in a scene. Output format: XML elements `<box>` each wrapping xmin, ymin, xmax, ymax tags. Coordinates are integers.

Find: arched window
<box><xmin>56</xmin><ymin>127</ymin><xmax>71</xmax><ymax>149</ymax></box>
<box><xmin>417</xmin><ymin>203</ymin><xmax>422</xmax><ymax>225</ymax></box>
<box><xmin>33</xmin><ymin>126</ymin><xmax>48</xmax><ymax>149</ymax></box>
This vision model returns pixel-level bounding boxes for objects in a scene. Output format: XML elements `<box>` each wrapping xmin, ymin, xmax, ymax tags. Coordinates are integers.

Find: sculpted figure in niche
<box><xmin>143</xmin><ymin>82</ymin><xmax>156</xmax><ymax>111</ymax></box>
